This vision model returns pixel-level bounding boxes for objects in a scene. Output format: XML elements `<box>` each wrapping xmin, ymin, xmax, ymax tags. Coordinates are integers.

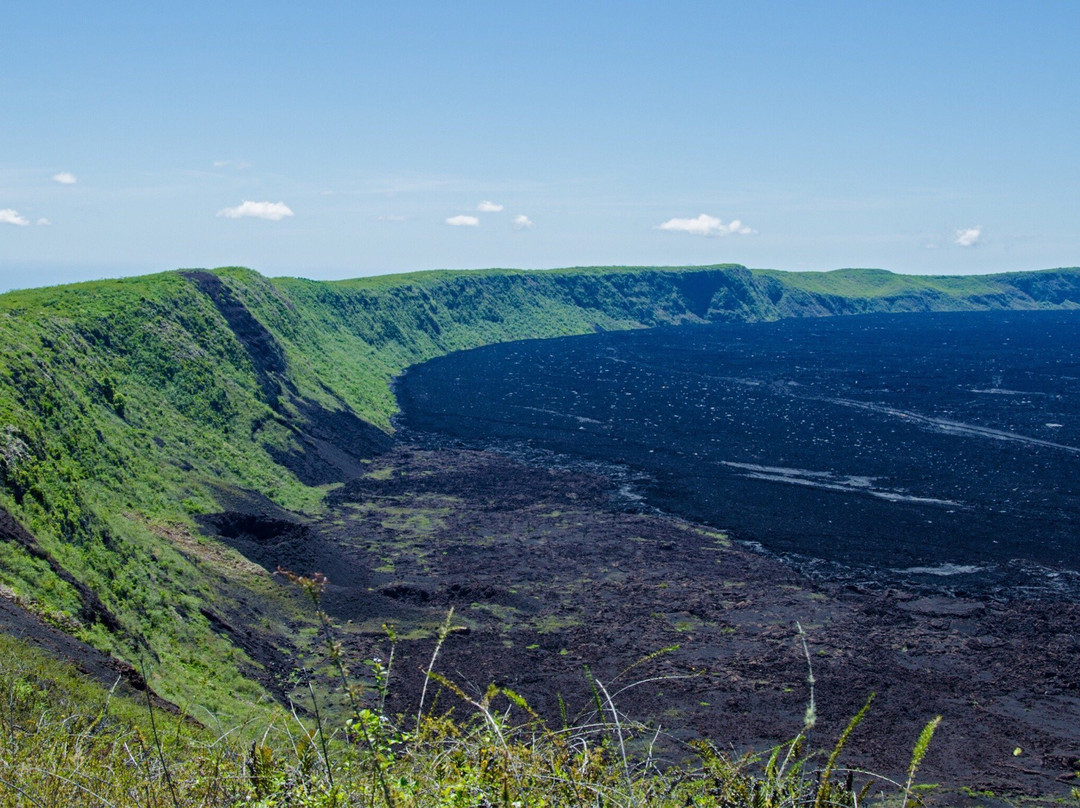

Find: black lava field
<box><xmin>396</xmin><ymin>310</ymin><xmax>1080</xmax><ymax>596</ymax></box>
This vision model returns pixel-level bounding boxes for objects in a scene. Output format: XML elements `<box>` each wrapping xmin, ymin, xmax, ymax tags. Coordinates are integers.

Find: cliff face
<box><xmin>0</xmin><ymin>263</ymin><xmax>1078</xmax><ymax>717</ymax></box>
<box><xmin>216</xmin><ymin>264</ymin><xmax>1080</xmax><ymax>428</ymax></box>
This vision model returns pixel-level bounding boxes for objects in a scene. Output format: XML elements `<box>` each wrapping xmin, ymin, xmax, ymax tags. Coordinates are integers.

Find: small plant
<box><xmin>277</xmin><ymin>567</ymin><xmax>400</xmax><ymax>807</ymax></box>
<box><xmin>0</xmin><ymin>583</ymin><xmax>946</xmax><ymax>807</ymax></box>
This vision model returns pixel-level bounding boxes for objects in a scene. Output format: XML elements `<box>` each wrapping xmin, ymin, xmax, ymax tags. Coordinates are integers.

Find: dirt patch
<box><xmin>146</xmin><ymin>518</ymin><xmax>269</xmax><ymax>579</ymax></box>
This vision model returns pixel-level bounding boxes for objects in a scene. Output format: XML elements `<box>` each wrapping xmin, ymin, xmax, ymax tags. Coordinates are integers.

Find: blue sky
<box><xmin>2</xmin><ymin>2</ymin><xmax>1079</xmax><ymax>291</ymax></box>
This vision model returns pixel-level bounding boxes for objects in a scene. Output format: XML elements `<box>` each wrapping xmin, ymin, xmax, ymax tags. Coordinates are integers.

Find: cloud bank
<box><xmin>0</xmin><ymin>209</ymin><xmax>30</xmax><ymax>226</ymax></box>
<box><xmin>446</xmin><ymin>215</ymin><xmax>480</xmax><ymax>227</ymax></box>
<box><xmin>955</xmin><ymin>226</ymin><xmax>981</xmax><ymax>247</ymax></box>
<box><xmin>52</xmin><ymin>172</ymin><xmax>77</xmax><ymax>185</ymax></box>
<box><xmin>217</xmin><ymin>201</ymin><xmax>294</xmax><ymax>221</ymax></box>
<box><xmin>477</xmin><ymin>201</ymin><xmax>504</xmax><ymax>212</ymax></box>
<box><xmin>657</xmin><ymin>214</ymin><xmax>755</xmax><ymax>236</ymax></box>
<box><xmin>513</xmin><ymin>214</ymin><xmax>534</xmax><ymax>230</ymax></box>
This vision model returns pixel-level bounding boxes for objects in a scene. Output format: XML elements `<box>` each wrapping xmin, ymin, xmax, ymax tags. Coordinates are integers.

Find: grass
<box><xmin>0</xmin><ymin>589</ymin><xmax>952</xmax><ymax>808</ymax></box>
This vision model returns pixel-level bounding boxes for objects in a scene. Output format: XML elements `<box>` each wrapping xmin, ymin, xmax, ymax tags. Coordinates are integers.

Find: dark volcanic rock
<box><xmin>396</xmin><ymin>309</ymin><xmax>1080</xmax><ymax>592</ymax></box>
<box><xmin>0</xmin><ymin>593</ymin><xmax>181</xmax><ymax>715</ymax></box>
<box><xmin>209</xmin><ymin>445</ymin><xmax>1080</xmax><ymax>798</ymax></box>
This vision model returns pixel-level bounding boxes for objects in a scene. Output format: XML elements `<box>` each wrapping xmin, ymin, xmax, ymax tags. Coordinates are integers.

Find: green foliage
<box><xmin>903</xmin><ymin>715</ymin><xmax>942</xmax><ymax>808</ymax></box>
<box><xmin>0</xmin><ymin>613</ymin><xmax>948</xmax><ymax>807</ymax></box>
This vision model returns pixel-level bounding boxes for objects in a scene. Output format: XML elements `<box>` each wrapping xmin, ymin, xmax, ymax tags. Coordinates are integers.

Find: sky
<box><xmin>2</xmin><ymin>1</ymin><xmax>1080</xmax><ymax>291</ymax></box>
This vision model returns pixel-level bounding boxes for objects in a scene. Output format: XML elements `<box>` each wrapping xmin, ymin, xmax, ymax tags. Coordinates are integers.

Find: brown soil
<box><xmin>210</xmin><ymin>445</ymin><xmax>1080</xmax><ymax>802</ymax></box>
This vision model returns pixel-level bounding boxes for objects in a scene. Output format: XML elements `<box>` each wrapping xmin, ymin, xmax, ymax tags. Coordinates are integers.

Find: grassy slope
<box><xmin>0</xmin><ymin>273</ymin><xmax>301</xmax><ymax>721</ymax></box>
<box><xmin>231</xmin><ymin>264</ymin><xmax>1080</xmax><ymax>428</ymax></box>
<box><xmin>0</xmin><ymin>263</ymin><xmax>1078</xmax><ymax>724</ymax></box>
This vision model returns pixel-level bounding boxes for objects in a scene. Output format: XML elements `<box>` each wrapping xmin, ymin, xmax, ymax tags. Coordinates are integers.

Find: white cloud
<box><xmin>36</xmin><ymin>218</ymin><xmax>52</xmax><ymax>226</ymax></box>
<box><xmin>446</xmin><ymin>214</ymin><xmax>480</xmax><ymax>227</ymax></box>
<box><xmin>377</xmin><ymin>214</ymin><xmax>406</xmax><ymax>222</ymax></box>
<box><xmin>0</xmin><ymin>209</ymin><xmax>30</xmax><ymax>226</ymax></box>
<box><xmin>52</xmin><ymin>172</ymin><xmax>77</xmax><ymax>185</ymax></box>
<box><xmin>477</xmin><ymin>201</ymin><xmax>504</xmax><ymax>212</ymax></box>
<box><xmin>217</xmin><ymin>200</ymin><xmax>294</xmax><ymax>221</ymax></box>
<box><xmin>657</xmin><ymin>213</ymin><xmax>756</xmax><ymax>236</ymax></box>
<box><xmin>213</xmin><ymin>160</ymin><xmax>230</xmax><ymax>168</ymax></box>
<box><xmin>213</xmin><ymin>160</ymin><xmax>251</xmax><ymax>169</ymax></box>
<box><xmin>513</xmin><ymin>214</ymin><xmax>534</xmax><ymax>230</ymax></box>
<box><xmin>954</xmin><ymin>226</ymin><xmax>981</xmax><ymax>247</ymax></box>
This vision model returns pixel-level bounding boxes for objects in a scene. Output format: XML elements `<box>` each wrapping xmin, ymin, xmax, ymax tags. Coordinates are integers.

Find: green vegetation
<box><xmin>0</xmin><ymin>580</ymin><xmax>947</xmax><ymax>806</ymax></box>
<box><xmin>0</xmin><ymin>263</ymin><xmax>1078</xmax><ymax>796</ymax></box>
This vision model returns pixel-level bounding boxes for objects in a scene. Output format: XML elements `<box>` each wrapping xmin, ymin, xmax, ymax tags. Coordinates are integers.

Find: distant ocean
<box><xmin>397</xmin><ymin>310</ymin><xmax>1080</xmax><ymax>598</ymax></box>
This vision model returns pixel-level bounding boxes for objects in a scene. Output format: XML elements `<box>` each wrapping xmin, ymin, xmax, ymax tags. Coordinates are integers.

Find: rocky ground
<box><xmin>204</xmin><ymin>444</ymin><xmax>1080</xmax><ymax>803</ymax></box>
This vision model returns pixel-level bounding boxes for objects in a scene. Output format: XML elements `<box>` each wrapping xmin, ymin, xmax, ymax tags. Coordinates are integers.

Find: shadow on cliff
<box><xmin>181</xmin><ymin>271</ymin><xmax>392</xmax><ymax>486</ymax></box>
